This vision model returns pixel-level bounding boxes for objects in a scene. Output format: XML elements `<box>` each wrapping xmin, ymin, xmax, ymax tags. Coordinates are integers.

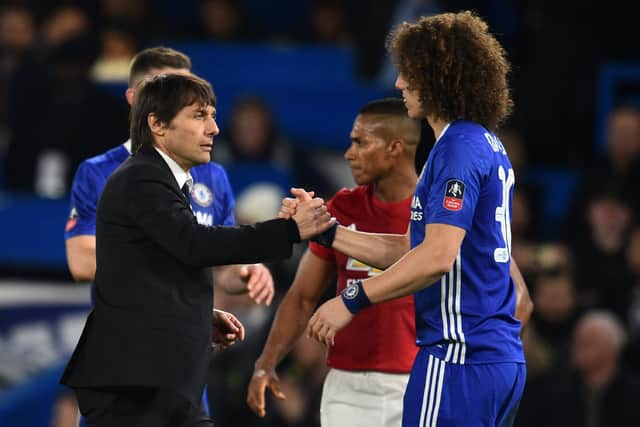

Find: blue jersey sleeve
<box><xmin>65</xmin><ymin>161</ymin><xmax>100</xmax><ymax>239</ymax></box>
<box><xmin>219</xmin><ymin>168</ymin><xmax>236</xmax><ymax>226</ymax></box>
<box><xmin>424</xmin><ymin>137</ymin><xmax>486</xmax><ymax>231</ymax></box>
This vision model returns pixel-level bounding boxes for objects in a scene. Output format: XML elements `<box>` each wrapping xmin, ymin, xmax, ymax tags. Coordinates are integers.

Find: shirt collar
<box><xmin>434</xmin><ymin>122</ymin><xmax>451</xmax><ymax>145</ymax></box>
<box><xmin>123</xmin><ymin>139</ymin><xmax>132</xmax><ymax>153</ymax></box>
<box><xmin>153</xmin><ymin>147</ymin><xmax>193</xmax><ymax>190</ymax></box>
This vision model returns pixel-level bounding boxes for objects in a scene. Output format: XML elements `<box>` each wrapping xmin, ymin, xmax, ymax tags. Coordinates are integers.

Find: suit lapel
<box><xmin>136</xmin><ymin>144</ymin><xmax>193</xmax><ymax>212</ymax></box>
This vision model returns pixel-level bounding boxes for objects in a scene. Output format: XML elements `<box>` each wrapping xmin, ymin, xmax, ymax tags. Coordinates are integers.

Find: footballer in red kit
<box><xmin>310</xmin><ymin>185</ymin><xmax>417</xmax><ymax>373</ymax></box>
<box><xmin>247</xmin><ymin>98</ymin><xmax>421</xmax><ymax>427</ymax></box>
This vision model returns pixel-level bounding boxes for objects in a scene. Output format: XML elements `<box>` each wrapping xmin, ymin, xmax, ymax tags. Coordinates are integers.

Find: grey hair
<box><xmin>579</xmin><ymin>310</ymin><xmax>628</xmax><ymax>352</ymax></box>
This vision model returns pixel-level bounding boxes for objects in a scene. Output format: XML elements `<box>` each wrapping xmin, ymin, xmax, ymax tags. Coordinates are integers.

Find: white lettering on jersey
<box><xmin>484</xmin><ymin>133</ymin><xmax>507</xmax><ymax>155</ymax></box>
<box><xmin>410</xmin><ymin>195</ymin><xmax>423</xmax><ymax>221</ymax></box>
<box><xmin>412</xmin><ymin>195</ymin><xmax>422</xmax><ymax>209</ymax></box>
<box><xmin>494</xmin><ymin>166</ymin><xmax>515</xmax><ymax>263</ymax></box>
<box><xmin>195</xmin><ymin>211</ymin><xmax>213</xmax><ymax>226</ymax></box>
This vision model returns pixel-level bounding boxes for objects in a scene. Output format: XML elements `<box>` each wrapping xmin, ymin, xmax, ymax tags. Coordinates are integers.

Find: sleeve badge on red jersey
<box><xmin>443</xmin><ymin>179</ymin><xmax>465</xmax><ymax>211</ymax></box>
<box><xmin>65</xmin><ymin>207</ymin><xmax>78</xmax><ymax>232</ymax></box>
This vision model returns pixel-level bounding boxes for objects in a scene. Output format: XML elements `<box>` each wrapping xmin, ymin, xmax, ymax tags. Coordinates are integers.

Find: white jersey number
<box><xmin>494</xmin><ymin>166</ymin><xmax>514</xmax><ymax>263</ymax></box>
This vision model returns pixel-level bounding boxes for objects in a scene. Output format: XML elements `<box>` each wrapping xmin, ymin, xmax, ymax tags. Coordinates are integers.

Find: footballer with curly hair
<box><xmin>306</xmin><ymin>11</ymin><xmax>528</xmax><ymax>427</ymax></box>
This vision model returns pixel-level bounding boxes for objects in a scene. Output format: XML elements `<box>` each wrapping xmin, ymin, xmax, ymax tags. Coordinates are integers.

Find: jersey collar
<box><xmin>434</xmin><ymin>123</ymin><xmax>451</xmax><ymax>145</ymax></box>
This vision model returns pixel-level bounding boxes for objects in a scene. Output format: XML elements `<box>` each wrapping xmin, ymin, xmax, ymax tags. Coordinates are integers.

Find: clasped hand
<box><xmin>279</xmin><ymin>187</ymin><xmax>335</xmax><ymax>240</ymax></box>
<box><xmin>279</xmin><ymin>188</ymin><xmax>354</xmax><ymax>346</ymax></box>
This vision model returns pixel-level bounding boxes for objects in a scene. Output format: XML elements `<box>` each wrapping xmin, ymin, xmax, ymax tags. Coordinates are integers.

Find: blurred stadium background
<box><xmin>0</xmin><ymin>0</ymin><xmax>639</xmax><ymax>426</ymax></box>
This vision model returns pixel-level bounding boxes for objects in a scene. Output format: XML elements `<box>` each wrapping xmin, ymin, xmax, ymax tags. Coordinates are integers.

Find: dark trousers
<box><xmin>74</xmin><ymin>386</ymin><xmax>213</xmax><ymax>427</ymax></box>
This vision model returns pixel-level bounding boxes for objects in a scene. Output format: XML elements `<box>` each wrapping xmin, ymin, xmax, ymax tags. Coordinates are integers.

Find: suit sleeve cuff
<box><xmin>285</xmin><ymin>218</ymin><xmax>301</xmax><ymax>243</ymax></box>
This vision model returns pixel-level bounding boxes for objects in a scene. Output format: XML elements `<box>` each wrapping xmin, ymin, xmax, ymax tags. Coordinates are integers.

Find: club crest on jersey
<box><xmin>191</xmin><ymin>183</ymin><xmax>214</xmax><ymax>207</ymax></box>
<box><xmin>443</xmin><ymin>179</ymin><xmax>465</xmax><ymax>211</ymax></box>
<box><xmin>65</xmin><ymin>207</ymin><xmax>78</xmax><ymax>232</ymax></box>
<box><xmin>343</xmin><ymin>283</ymin><xmax>360</xmax><ymax>300</ymax></box>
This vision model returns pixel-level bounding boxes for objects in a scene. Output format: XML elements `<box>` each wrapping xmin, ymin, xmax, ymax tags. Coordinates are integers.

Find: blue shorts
<box><xmin>402</xmin><ymin>348</ymin><xmax>526</xmax><ymax>427</ymax></box>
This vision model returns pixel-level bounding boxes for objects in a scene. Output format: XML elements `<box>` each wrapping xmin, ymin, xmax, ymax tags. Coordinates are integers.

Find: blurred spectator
<box><xmin>352</xmin><ymin>0</ymin><xmax>442</xmax><ymax>81</ymax></box>
<box><xmin>234</xmin><ymin>96</ymin><xmax>335</xmax><ymax>196</ymax></box>
<box><xmin>4</xmin><ymin>6</ymin><xmax>128</xmax><ymax>196</ymax></box>
<box><xmin>198</xmin><ymin>0</ymin><xmax>260</xmax><ymax>41</ymax></box>
<box><xmin>306</xmin><ymin>0</ymin><xmax>351</xmax><ymax>44</ymax></box>
<box><xmin>499</xmin><ymin>127</ymin><xmax>546</xmax><ymax>241</ymax></box>
<box><xmin>213</xmin><ymin>95</ymin><xmax>293</xmax><ymax>243</ymax></box>
<box><xmin>605</xmin><ymin>107</ymin><xmax>640</xmax><ymax>176</ymax></box>
<box><xmin>518</xmin><ymin>310</ymin><xmax>640</xmax><ymax>427</ymax></box>
<box><xmin>0</xmin><ymin>5</ymin><xmax>36</xmax><ymax>158</ymax></box>
<box><xmin>627</xmin><ymin>228</ymin><xmax>640</xmax><ymax>336</ymax></box>
<box><xmin>625</xmin><ymin>228</ymin><xmax>640</xmax><ymax>374</ymax></box>
<box><xmin>511</xmin><ymin>213</ymin><xmax>571</xmax><ymax>278</ymax></box>
<box><xmin>570</xmin><ymin>180</ymin><xmax>635</xmax><ymax>324</ymax></box>
<box><xmin>98</xmin><ymin>0</ymin><xmax>170</xmax><ymax>41</ymax></box>
<box><xmin>565</xmin><ymin>106</ymin><xmax>640</xmax><ymax>239</ymax></box>
<box><xmin>90</xmin><ymin>24</ymin><xmax>138</xmax><ymax>83</ymax></box>
<box><xmin>41</xmin><ymin>5</ymin><xmax>90</xmax><ymax>47</ymax></box>
<box><xmin>499</xmin><ymin>127</ymin><xmax>527</xmax><ymax>173</ymax></box>
<box><xmin>498</xmin><ymin>127</ymin><xmax>567</xmax><ymax>278</ymax></box>
<box><xmin>522</xmin><ymin>268</ymin><xmax>579</xmax><ymax>379</ymax></box>
<box><xmin>506</xmin><ymin>3</ymin><xmax>599</xmax><ymax>168</ymax></box>
<box><xmin>512</xmin><ymin>190</ymin><xmax>533</xmax><ymax>245</ymax></box>
<box><xmin>216</xmin><ymin>96</ymin><xmax>290</xmax><ymax>166</ymax></box>
<box><xmin>500</xmin><ymin>128</ymin><xmax>540</xmax><ymax>238</ymax></box>
<box><xmin>214</xmin><ymin>94</ymin><xmax>332</xmax><ymax>222</ymax></box>
<box><xmin>214</xmin><ymin>95</ymin><xmax>296</xmax><ymax>197</ymax></box>
<box><xmin>0</xmin><ymin>5</ymin><xmax>35</xmax><ymax>77</ymax></box>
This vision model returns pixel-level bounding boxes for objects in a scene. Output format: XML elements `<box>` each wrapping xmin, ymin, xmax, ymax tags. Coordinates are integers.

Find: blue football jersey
<box><xmin>65</xmin><ymin>142</ymin><xmax>235</xmax><ymax>240</ymax></box>
<box><xmin>409</xmin><ymin>120</ymin><xmax>523</xmax><ymax>365</ymax></box>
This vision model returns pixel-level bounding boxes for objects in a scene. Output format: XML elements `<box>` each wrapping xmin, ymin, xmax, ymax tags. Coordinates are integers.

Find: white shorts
<box><xmin>320</xmin><ymin>368</ymin><xmax>410</xmax><ymax>427</ymax></box>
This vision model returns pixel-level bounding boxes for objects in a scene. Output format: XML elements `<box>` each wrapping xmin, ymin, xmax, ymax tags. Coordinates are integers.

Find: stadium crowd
<box><xmin>0</xmin><ymin>1</ymin><xmax>639</xmax><ymax>427</ymax></box>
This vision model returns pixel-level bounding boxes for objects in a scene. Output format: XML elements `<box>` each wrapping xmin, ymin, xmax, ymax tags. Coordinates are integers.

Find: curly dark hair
<box><xmin>388</xmin><ymin>11</ymin><xmax>513</xmax><ymax>131</ymax></box>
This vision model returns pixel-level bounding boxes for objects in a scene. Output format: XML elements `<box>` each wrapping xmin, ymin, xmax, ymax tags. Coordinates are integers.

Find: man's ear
<box><xmin>148</xmin><ymin>113</ymin><xmax>166</xmax><ymax>137</ymax></box>
<box><xmin>125</xmin><ymin>88</ymin><xmax>135</xmax><ymax>106</ymax></box>
<box><xmin>387</xmin><ymin>138</ymin><xmax>404</xmax><ymax>157</ymax></box>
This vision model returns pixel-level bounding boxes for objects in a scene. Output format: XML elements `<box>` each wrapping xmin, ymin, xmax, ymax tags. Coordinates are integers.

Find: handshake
<box><xmin>279</xmin><ymin>187</ymin><xmax>337</xmax><ymax>244</ymax></box>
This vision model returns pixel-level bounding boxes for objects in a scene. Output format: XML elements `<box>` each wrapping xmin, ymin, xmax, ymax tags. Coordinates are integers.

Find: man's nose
<box><xmin>395</xmin><ymin>75</ymin><xmax>403</xmax><ymax>90</ymax></box>
<box><xmin>207</xmin><ymin>118</ymin><xmax>220</xmax><ymax>136</ymax></box>
<box><xmin>344</xmin><ymin>144</ymin><xmax>355</xmax><ymax>160</ymax></box>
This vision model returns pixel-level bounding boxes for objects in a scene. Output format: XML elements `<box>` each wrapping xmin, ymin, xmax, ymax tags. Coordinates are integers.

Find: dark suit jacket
<box><xmin>61</xmin><ymin>144</ymin><xmax>299</xmax><ymax>403</ymax></box>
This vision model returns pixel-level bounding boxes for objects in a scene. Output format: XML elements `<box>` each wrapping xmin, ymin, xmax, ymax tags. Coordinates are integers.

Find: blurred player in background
<box><xmin>64</xmin><ymin>46</ymin><xmax>275</xmax><ymax>303</ymax></box>
<box><xmin>62</xmin><ymin>46</ymin><xmax>274</xmax><ymax>425</ymax></box>
<box><xmin>298</xmin><ymin>11</ymin><xmax>531</xmax><ymax>427</ymax></box>
<box><xmin>247</xmin><ymin>98</ymin><xmax>421</xmax><ymax>427</ymax></box>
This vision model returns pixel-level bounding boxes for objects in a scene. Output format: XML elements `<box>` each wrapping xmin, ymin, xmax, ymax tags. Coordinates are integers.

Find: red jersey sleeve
<box><xmin>308</xmin><ymin>240</ymin><xmax>334</xmax><ymax>260</ymax></box>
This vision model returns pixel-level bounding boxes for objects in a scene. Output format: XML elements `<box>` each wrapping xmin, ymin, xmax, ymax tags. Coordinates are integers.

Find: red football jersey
<box><xmin>310</xmin><ymin>185</ymin><xmax>417</xmax><ymax>373</ymax></box>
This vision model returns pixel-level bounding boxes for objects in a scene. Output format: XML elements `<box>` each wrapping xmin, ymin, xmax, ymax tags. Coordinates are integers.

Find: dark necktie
<box><xmin>181</xmin><ymin>182</ymin><xmax>191</xmax><ymax>203</ymax></box>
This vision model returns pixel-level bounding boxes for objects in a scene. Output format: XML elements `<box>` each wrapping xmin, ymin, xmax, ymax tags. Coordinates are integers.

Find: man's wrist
<box><xmin>285</xmin><ymin>218</ymin><xmax>301</xmax><ymax>243</ymax></box>
<box><xmin>340</xmin><ymin>279</ymin><xmax>372</xmax><ymax>314</ymax></box>
<box><xmin>254</xmin><ymin>356</ymin><xmax>276</xmax><ymax>373</ymax></box>
<box><xmin>312</xmin><ymin>219</ymin><xmax>339</xmax><ymax>248</ymax></box>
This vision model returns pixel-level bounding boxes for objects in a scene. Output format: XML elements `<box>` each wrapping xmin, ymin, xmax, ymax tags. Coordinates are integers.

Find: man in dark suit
<box><xmin>60</xmin><ymin>73</ymin><xmax>335</xmax><ymax>426</ymax></box>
